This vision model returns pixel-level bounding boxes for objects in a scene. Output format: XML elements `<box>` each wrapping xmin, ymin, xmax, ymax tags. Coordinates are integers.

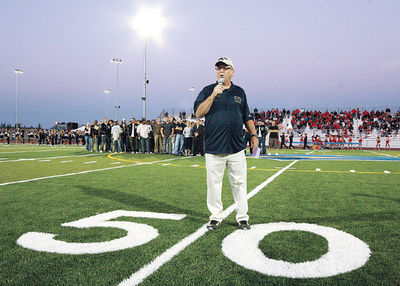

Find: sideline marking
<box><xmin>83</xmin><ymin>161</ymin><xmax>97</xmax><ymax>164</ymax></box>
<box><xmin>119</xmin><ymin>159</ymin><xmax>299</xmax><ymax>286</ymax></box>
<box><xmin>0</xmin><ymin>153</ymin><xmax>102</xmax><ymax>163</ymax></box>
<box><xmin>191</xmin><ymin>164</ymin><xmax>199</xmax><ymax>167</ymax></box>
<box><xmin>365</xmin><ymin>150</ymin><xmax>396</xmax><ymax>158</ymax></box>
<box><xmin>384</xmin><ymin>170</ymin><xmax>391</xmax><ymax>174</ymax></box>
<box><xmin>0</xmin><ymin>157</ymin><xmax>192</xmax><ymax>187</ymax></box>
<box><xmin>60</xmin><ymin>161</ymin><xmax>73</xmax><ymax>163</ymax></box>
<box><xmin>0</xmin><ymin>148</ymin><xmax>85</xmax><ymax>154</ymax></box>
<box><xmin>38</xmin><ymin>160</ymin><xmax>51</xmax><ymax>162</ymax></box>
<box><xmin>111</xmin><ymin>162</ymin><xmax>121</xmax><ymax>165</ymax></box>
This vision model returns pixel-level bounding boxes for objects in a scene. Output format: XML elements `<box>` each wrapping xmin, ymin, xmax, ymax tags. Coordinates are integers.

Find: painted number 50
<box><xmin>17</xmin><ymin>210</ymin><xmax>186</xmax><ymax>254</ymax></box>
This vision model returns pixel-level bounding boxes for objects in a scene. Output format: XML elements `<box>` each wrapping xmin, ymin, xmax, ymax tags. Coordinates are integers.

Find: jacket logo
<box><xmin>234</xmin><ymin>96</ymin><xmax>242</xmax><ymax>104</ymax></box>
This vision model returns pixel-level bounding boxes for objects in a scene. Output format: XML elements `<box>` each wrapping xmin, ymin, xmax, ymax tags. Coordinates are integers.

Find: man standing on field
<box><xmin>194</xmin><ymin>57</ymin><xmax>258</xmax><ymax>231</ymax></box>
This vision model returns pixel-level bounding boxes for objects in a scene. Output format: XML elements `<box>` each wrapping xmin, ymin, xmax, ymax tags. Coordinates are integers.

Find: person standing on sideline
<box><xmin>385</xmin><ymin>136</ymin><xmax>390</xmax><ymax>149</ymax></box>
<box><xmin>268</xmin><ymin>121</ymin><xmax>279</xmax><ymax>155</ymax></box>
<box><xmin>99</xmin><ymin>118</ymin><xmax>107</xmax><ymax>153</ymax></box>
<box><xmin>192</xmin><ymin>119</ymin><xmax>205</xmax><ymax>156</ymax></box>
<box><xmin>153</xmin><ymin>118</ymin><xmax>163</xmax><ymax>154</ymax></box>
<box><xmin>375</xmin><ymin>136</ymin><xmax>381</xmax><ymax>150</ymax></box>
<box><xmin>288</xmin><ymin>131</ymin><xmax>294</xmax><ymax>149</ymax></box>
<box><xmin>255</xmin><ymin>120</ymin><xmax>267</xmax><ymax>154</ymax></box>
<box><xmin>280</xmin><ymin>132</ymin><xmax>287</xmax><ymax>149</ymax></box>
<box><xmin>111</xmin><ymin>120</ymin><xmax>122</xmax><ymax>153</ymax></box>
<box><xmin>183</xmin><ymin>121</ymin><xmax>193</xmax><ymax>156</ymax></box>
<box><xmin>194</xmin><ymin>57</ymin><xmax>258</xmax><ymax>231</ymax></box>
<box><xmin>129</xmin><ymin>118</ymin><xmax>139</xmax><ymax>154</ymax></box>
<box><xmin>173</xmin><ymin>117</ymin><xmax>186</xmax><ymax>156</ymax></box>
<box><xmin>161</xmin><ymin>117</ymin><xmax>174</xmax><ymax>154</ymax></box>
<box><xmin>304</xmin><ymin>133</ymin><xmax>309</xmax><ymax>149</ymax></box>
<box><xmin>137</xmin><ymin>119</ymin><xmax>151</xmax><ymax>153</ymax></box>
<box><xmin>84</xmin><ymin>122</ymin><xmax>91</xmax><ymax>151</ymax></box>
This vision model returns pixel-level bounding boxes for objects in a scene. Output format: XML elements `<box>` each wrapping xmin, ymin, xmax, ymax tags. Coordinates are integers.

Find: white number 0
<box><xmin>17</xmin><ymin>210</ymin><xmax>186</xmax><ymax>254</ymax></box>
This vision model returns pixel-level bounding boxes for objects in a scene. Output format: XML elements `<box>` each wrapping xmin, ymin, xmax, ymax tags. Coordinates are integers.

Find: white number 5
<box><xmin>17</xmin><ymin>210</ymin><xmax>186</xmax><ymax>254</ymax></box>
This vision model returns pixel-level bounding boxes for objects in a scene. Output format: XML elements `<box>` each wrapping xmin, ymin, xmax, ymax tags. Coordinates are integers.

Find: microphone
<box><xmin>218</xmin><ymin>78</ymin><xmax>224</xmax><ymax>85</ymax></box>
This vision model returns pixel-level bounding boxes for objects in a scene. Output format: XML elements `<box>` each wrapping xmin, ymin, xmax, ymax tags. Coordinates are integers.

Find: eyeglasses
<box><xmin>215</xmin><ymin>66</ymin><xmax>232</xmax><ymax>71</ymax></box>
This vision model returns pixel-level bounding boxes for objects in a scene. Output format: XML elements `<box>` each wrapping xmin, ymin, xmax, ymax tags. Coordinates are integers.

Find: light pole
<box><xmin>104</xmin><ymin>89</ymin><xmax>111</xmax><ymax>118</ymax></box>
<box><xmin>142</xmin><ymin>38</ymin><xmax>148</xmax><ymax>120</ymax></box>
<box><xmin>189</xmin><ymin>87</ymin><xmax>195</xmax><ymax>117</ymax></box>
<box><xmin>110</xmin><ymin>58</ymin><xmax>122</xmax><ymax>121</ymax></box>
<box><xmin>14</xmin><ymin>69</ymin><xmax>23</xmax><ymax>128</ymax></box>
<box><xmin>131</xmin><ymin>7</ymin><xmax>167</xmax><ymax>120</ymax></box>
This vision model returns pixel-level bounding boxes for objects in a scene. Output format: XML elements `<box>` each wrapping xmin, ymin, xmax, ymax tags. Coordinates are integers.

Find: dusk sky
<box><xmin>1</xmin><ymin>0</ymin><xmax>399</xmax><ymax>128</ymax></box>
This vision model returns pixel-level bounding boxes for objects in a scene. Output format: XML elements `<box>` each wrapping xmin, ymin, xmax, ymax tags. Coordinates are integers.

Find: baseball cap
<box><xmin>215</xmin><ymin>57</ymin><xmax>234</xmax><ymax>69</ymax></box>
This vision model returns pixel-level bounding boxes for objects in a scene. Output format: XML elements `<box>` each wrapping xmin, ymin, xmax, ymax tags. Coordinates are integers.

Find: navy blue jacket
<box><xmin>194</xmin><ymin>82</ymin><xmax>252</xmax><ymax>154</ymax></box>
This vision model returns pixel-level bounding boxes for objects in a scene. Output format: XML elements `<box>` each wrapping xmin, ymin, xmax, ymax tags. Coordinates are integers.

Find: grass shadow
<box><xmin>282</xmin><ymin>211</ymin><xmax>398</xmax><ymax>224</ymax></box>
<box><xmin>78</xmin><ymin>185</ymin><xmax>207</xmax><ymax>223</ymax></box>
<box><xmin>351</xmin><ymin>192</ymin><xmax>400</xmax><ymax>203</ymax></box>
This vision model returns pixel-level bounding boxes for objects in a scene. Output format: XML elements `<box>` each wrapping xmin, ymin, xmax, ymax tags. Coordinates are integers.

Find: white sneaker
<box><xmin>100</xmin><ymin>150</ymin><xmax>103</xmax><ymax>153</ymax></box>
<box><xmin>276</xmin><ymin>152</ymin><xmax>279</xmax><ymax>155</ymax></box>
<box><xmin>268</xmin><ymin>152</ymin><xmax>271</xmax><ymax>155</ymax></box>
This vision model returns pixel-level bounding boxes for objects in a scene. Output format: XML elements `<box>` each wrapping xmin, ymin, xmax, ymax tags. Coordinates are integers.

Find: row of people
<box><xmin>84</xmin><ymin>117</ymin><xmax>206</xmax><ymax>156</ymax></box>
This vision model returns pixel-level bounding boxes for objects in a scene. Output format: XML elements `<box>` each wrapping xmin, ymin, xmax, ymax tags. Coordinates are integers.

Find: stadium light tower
<box><xmin>131</xmin><ymin>6</ymin><xmax>167</xmax><ymax>120</ymax></box>
<box><xmin>14</xmin><ymin>69</ymin><xmax>23</xmax><ymax>128</ymax></box>
<box><xmin>189</xmin><ymin>87</ymin><xmax>195</xmax><ymax>116</ymax></box>
<box><xmin>104</xmin><ymin>89</ymin><xmax>111</xmax><ymax>118</ymax></box>
<box><xmin>110</xmin><ymin>58</ymin><xmax>123</xmax><ymax>121</ymax></box>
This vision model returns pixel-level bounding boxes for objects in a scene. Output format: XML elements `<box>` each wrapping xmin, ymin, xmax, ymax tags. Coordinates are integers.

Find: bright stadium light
<box><xmin>131</xmin><ymin>7</ymin><xmax>167</xmax><ymax>41</ymax></box>
<box><xmin>131</xmin><ymin>6</ymin><xmax>167</xmax><ymax>120</ymax></box>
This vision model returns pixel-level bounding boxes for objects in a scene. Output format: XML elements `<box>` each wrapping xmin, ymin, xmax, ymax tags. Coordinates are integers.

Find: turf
<box><xmin>0</xmin><ymin>144</ymin><xmax>399</xmax><ymax>285</ymax></box>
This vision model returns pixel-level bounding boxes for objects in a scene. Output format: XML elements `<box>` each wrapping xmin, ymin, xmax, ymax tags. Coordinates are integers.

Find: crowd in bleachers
<box><xmin>252</xmin><ymin>107</ymin><xmax>400</xmax><ymax>136</ymax></box>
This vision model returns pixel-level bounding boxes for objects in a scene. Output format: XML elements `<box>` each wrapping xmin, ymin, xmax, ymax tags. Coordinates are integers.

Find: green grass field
<box><xmin>0</xmin><ymin>144</ymin><xmax>399</xmax><ymax>285</ymax></box>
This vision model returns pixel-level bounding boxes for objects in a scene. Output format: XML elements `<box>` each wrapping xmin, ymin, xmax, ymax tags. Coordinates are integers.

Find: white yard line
<box><xmin>306</xmin><ymin>150</ymin><xmax>317</xmax><ymax>155</ymax></box>
<box><xmin>0</xmin><ymin>148</ymin><xmax>85</xmax><ymax>154</ymax></box>
<box><xmin>119</xmin><ymin>159</ymin><xmax>299</xmax><ymax>286</ymax></box>
<box><xmin>0</xmin><ymin>157</ymin><xmax>192</xmax><ymax>187</ymax></box>
<box><xmin>364</xmin><ymin>150</ymin><xmax>396</xmax><ymax>158</ymax></box>
<box><xmin>83</xmin><ymin>161</ymin><xmax>97</xmax><ymax>164</ymax></box>
<box><xmin>60</xmin><ymin>161</ymin><xmax>73</xmax><ymax>163</ymax></box>
<box><xmin>0</xmin><ymin>153</ymin><xmax>102</xmax><ymax>163</ymax></box>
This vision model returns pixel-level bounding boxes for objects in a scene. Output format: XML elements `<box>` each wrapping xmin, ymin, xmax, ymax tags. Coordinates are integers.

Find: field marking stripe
<box><xmin>0</xmin><ymin>157</ymin><xmax>192</xmax><ymax>187</ymax></box>
<box><xmin>0</xmin><ymin>153</ymin><xmax>102</xmax><ymax>163</ymax></box>
<box><xmin>0</xmin><ymin>148</ymin><xmax>85</xmax><ymax>154</ymax></box>
<box><xmin>364</xmin><ymin>150</ymin><xmax>396</xmax><ymax>158</ymax></box>
<box><xmin>119</xmin><ymin>159</ymin><xmax>298</xmax><ymax>286</ymax></box>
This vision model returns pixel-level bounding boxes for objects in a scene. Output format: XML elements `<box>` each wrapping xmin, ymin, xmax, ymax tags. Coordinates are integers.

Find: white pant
<box><xmin>205</xmin><ymin>150</ymin><xmax>249</xmax><ymax>223</ymax></box>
